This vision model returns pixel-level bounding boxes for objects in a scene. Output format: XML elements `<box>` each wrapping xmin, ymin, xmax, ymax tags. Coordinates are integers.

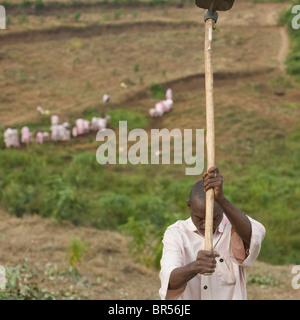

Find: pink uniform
<box><xmin>36</xmin><ymin>131</ymin><xmax>43</xmax><ymax>144</ymax></box>
<box><xmin>21</xmin><ymin>126</ymin><xmax>33</xmax><ymax>143</ymax></box>
<box><xmin>166</xmin><ymin>88</ymin><xmax>173</xmax><ymax>100</ymax></box>
<box><xmin>159</xmin><ymin>215</ymin><xmax>265</xmax><ymax>300</ymax></box>
<box><xmin>103</xmin><ymin>94</ymin><xmax>110</xmax><ymax>103</ymax></box>
<box><xmin>4</xmin><ymin>128</ymin><xmax>20</xmax><ymax>148</ymax></box>
<box><xmin>76</xmin><ymin>119</ymin><xmax>85</xmax><ymax>135</ymax></box>
<box><xmin>72</xmin><ymin>127</ymin><xmax>78</xmax><ymax>137</ymax></box>
<box><xmin>155</xmin><ymin>102</ymin><xmax>165</xmax><ymax>117</ymax></box>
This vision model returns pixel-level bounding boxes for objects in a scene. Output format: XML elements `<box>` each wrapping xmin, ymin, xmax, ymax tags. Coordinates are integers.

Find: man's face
<box><xmin>187</xmin><ymin>197</ymin><xmax>223</xmax><ymax>236</ymax></box>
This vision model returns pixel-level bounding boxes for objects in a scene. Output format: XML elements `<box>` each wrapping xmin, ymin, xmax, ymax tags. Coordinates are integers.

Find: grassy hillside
<box><xmin>1</xmin><ymin>0</ymin><xmax>300</xmax><ymax>275</ymax></box>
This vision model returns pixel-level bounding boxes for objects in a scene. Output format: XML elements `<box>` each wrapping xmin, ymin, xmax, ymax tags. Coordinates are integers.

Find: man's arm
<box><xmin>203</xmin><ymin>166</ymin><xmax>252</xmax><ymax>246</ymax></box>
<box><xmin>215</xmin><ymin>195</ymin><xmax>252</xmax><ymax>245</ymax></box>
<box><xmin>168</xmin><ymin>250</ymin><xmax>219</xmax><ymax>290</ymax></box>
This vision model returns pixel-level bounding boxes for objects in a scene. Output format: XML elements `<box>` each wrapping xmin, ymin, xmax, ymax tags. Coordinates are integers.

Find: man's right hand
<box><xmin>194</xmin><ymin>250</ymin><xmax>219</xmax><ymax>274</ymax></box>
<box><xmin>168</xmin><ymin>250</ymin><xmax>220</xmax><ymax>290</ymax></box>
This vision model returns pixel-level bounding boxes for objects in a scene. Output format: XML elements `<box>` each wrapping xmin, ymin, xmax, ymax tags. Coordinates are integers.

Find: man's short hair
<box><xmin>189</xmin><ymin>180</ymin><xmax>205</xmax><ymax>203</ymax></box>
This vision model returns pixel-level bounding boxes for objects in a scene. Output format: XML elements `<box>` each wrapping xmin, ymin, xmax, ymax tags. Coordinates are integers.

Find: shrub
<box><xmin>0</xmin><ymin>149</ymin><xmax>29</xmax><ymax>170</ymax></box>
<box><xmin>40</xmin><ymin>176</ymin><xmax>89</xmax><ymax>225</ymax></box>
<box><xmin>66</xmin><ymin>238</ymin><xmax>90</xmax><ymax>269</ymax></box>
<box><xmin>133</xmin><ymin>194</ymin><xmax>167</xmax><ymax>226</ymax></box>
<box><xmin>149</xmin><ymin>82</ymin><xmax>165</xmax><ymax>99</ymax></box>
<box><xmin>108</xmin><ymin>109</ymin><xmax>149</xmax><ymax>130</ymax></box>
<box><xmin>63</xmin><ymin>152</ymin><xmax>102</xmax><ymax>188</ymax></box>
<box><xmin>73</xmin><ymin>11</ymin><xmax>81</xmax><ymax>21</ymax></box>
<box><xmin>34</xmin><ymin>0</ymin><xmax>45</xmax><ymax>11</ymax></box>
<box><xmin>97</xmin><ymin>193</ymin><xmax>133</xmax><ymax>229</ymax></box>
<box><xmin>1</xmin><ymin>182</ymin><xmax>39</xmax><ymax>217</ymax></box>
<box><xmin>114</xmin><ymin>8</ymin><xmax>124</xmax><ymax>19</ymax></box>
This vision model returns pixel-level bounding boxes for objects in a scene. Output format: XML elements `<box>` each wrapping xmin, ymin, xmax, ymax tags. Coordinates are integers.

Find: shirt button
<box><xmin>203</xmin><ymin>285</ymin><xmax>208</xmax><ymax>290</ymax></box>
<box><xmin>220</xmin><ymin>258</ymin><xmax>224</xmax><ymax>262</ymax></box>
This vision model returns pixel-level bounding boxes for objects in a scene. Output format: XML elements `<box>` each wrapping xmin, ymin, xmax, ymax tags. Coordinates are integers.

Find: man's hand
<box><xmin>194</xmin><ymin>250</ymin><xmax>220</xmax><ymax>275</ymax></box>
<box><xmin>204</xmin><ymin>166</ymin><xmax>252</xmax><ymax>246</ymax></box>
<box><xmin>203</xmin><ymin>166</ymin><xmax>224</xmax><ymax>201</ymax></box>
<box><xmin>168</xmin><ymin>250</ymin><xmax>220</xmax><ymax>290</ymax></box>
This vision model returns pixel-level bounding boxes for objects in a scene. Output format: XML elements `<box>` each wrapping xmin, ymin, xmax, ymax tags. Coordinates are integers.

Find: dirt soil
<box><xmin>0</xmin><ymin>207</ymin><xmax>299</xmax><ymax>300</ymax></box>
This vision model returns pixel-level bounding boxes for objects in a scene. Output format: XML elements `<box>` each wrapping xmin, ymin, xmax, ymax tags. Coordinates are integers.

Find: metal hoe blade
<box><xmin>195</xmin><ymin>0</ymin><xmax>235</xmax><ymax>12</ymax></box>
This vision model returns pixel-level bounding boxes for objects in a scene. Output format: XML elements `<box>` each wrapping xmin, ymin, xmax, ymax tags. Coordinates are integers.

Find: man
<box><xmin>159</xmin><ymin>166</ymin><xmax>265</xmax><ymax>300</ymax></box>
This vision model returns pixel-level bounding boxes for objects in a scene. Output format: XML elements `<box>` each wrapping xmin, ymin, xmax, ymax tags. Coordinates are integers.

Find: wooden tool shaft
<box><xmin>204</xmin><ymin>18</ymin><xmax>215</xmax><ymax>251</ymax></box>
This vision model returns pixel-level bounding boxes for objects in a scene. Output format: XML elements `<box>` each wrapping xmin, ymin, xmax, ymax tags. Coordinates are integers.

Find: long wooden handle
<box><xmin>204</xmin><ymin>18</ymin><xmax>215</xmax><ymax>252</ymax></box>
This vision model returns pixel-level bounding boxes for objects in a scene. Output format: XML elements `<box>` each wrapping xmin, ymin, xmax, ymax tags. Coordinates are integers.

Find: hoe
<box><xmin>195</xmin><ymin>0</ymin><xmax>235</xmax><ymax>261</ymax></box>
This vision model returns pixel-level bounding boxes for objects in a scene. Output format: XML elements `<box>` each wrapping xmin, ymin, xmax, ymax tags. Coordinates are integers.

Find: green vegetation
<box><xmin>108</xmin><ymin>109</ymin><xmax>149</xmax><ymax>130</ymax></box>
<box><xmin>72</xmin><ymin>10</ymin><xmax>82</xmax><ymax>21</ymax></box>
<box><xmin>0</xmin><ymin>256</ymin><xmax>88</xmax><ymax>300</ymax></box>
<box><xmin>150</xmin><ymin>82</ymin><xmax>165</xmax><ymax>99</ymax></box>
<box><xmin>247</xmin><ymin>272</ymin><xmax>282</xmax><ymax>288</ymax></box>
<box><xmin>66</xmin><ymin>238</ymin><xmax>91</xmax><ymax>268</ymax></box>
<box><xmin>34</xmin><ymin>0</ymin><xmax>45</xmax><ymax>11</ymax></box>
<box><xmin>278</xmin><ymin>1</ymin><xmax>300</xmax><ymax>81</ymax></box>
<box><xmin>223</xmin><ymin>121</ymin><xmax>300</xmax><ymax>264</ymax></box>
<box><xmin>1</xmin><ymin>105</ymin><xmax>300</xmax><ymax>267</ymax></box>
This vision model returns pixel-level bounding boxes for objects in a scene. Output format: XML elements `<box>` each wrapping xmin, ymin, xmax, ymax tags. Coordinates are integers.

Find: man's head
<box><xmin>187</xmin><ymin>180</ymin><xmax>223</xmax><ymax>236</ymax></box>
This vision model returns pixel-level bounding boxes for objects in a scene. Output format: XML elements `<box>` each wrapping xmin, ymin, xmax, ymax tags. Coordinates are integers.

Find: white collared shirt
<box><xmin>159</xmin><ymin>214</ymin><xmax>265</xmax><ymax>300</ymax></box>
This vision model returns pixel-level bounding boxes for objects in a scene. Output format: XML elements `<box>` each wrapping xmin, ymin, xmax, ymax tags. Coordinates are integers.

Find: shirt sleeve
<box><xmin>230</xmin><ymin>216</ymin><xmax>266</xmax><ymax>267</ymax></box>
<box><xmin>159</xmin><ymin>227</ymin><xmax>186</xmax><ymax>300</ymax></box>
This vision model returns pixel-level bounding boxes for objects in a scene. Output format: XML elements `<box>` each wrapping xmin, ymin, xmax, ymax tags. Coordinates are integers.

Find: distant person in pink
<box><xmin>36</xmin><ymin>130</ymin><xmax>43</xmax><ymax>144</ymax></box>
<box><xmin>103</xmin><ymin>94</ymin><xmax>110</xmax><ymax>103</ymax></box>
<box><xmin>21</xmin><ymin>126</ymin><xmax>33</xmax><ymax>144</ymax></box>
<box><xmin>4</xmin><ymin>127</ymin><xmax>20</xmax><ymax>148</ymax></box>
<box><xmin>149</xmin><ymin>88</ymin><xmax>173</xmax><ymax>117</ymax></box>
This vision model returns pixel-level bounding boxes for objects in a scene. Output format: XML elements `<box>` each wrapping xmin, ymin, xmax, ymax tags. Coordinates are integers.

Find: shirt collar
<box><xmin>186</xmin><ymin>214</ymin><xmax>226</xmax><ymax>234</ymax></box>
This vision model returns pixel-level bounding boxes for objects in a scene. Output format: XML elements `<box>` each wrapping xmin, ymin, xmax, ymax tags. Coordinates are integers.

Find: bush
<box><xmin>133</xmin><ymin>194</ymin><xmax>167</xmax><ymax>226</ymax></box>
<box><xmin>1</xmin><ymin>182</ymin><xmax>39</xmax><ymax>217</ymax></box>
<box><xmin>108</xmin><ymin>109</ymin><xmax>149</xmax><ymax>130</ymax></box>
<box><xmin>34</xmin><ymin>0</ymin><xmax>45</xmax><ymax>11</ymax></box>
<box><xmin>0</xmin><ymin>149</ymin><xmax>29</xmax><ymax>170</ymax></box>
<box><xmin>66</xmin><ymin>238</ymin><xmax>90</xmax><ymax>268</ymax></box>
<box><xmin>63</xmin><ymin>152</ymin><xmax>103</xmax><ymax>188</ymax></box>
<box><xmin>286</xmin><ymin>52</ymin><xmax>300</xmax><ymax>76</ymax></box>
<box><xmin>97</xmin><ymin>193</ymin><xmax>133</xmax><ymax>229</ymax></box>
<box><xmin>73</xmin><ymin>11</ymin><xmax>81</xmax><ymax>21</ymax></box>
<box><xmin>149</xmin><ymin>82</ymin><xmax>165</xmax><ymax>99</ymax></box>
<box><xmin>40</xmin><ymin>176</ymin><xmax>90</xmax><ymax>225</ymax></box>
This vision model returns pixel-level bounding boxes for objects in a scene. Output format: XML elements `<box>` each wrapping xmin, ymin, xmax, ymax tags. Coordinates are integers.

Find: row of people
<box><xmin>3</xmin><ymin>88</ymin><xmax>172</xmax><ymax>148</ymax></box>
<box><xmin>3</xmin><ymin>113</ymin><xmax>110</xmax><ymax>148</ymax></box>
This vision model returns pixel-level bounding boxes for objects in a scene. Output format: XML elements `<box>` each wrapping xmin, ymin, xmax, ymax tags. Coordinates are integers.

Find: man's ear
<box><xmin>187</xmin><ymin>200</ymin><xmax>191</xmax><ymax>209</ymax></box>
